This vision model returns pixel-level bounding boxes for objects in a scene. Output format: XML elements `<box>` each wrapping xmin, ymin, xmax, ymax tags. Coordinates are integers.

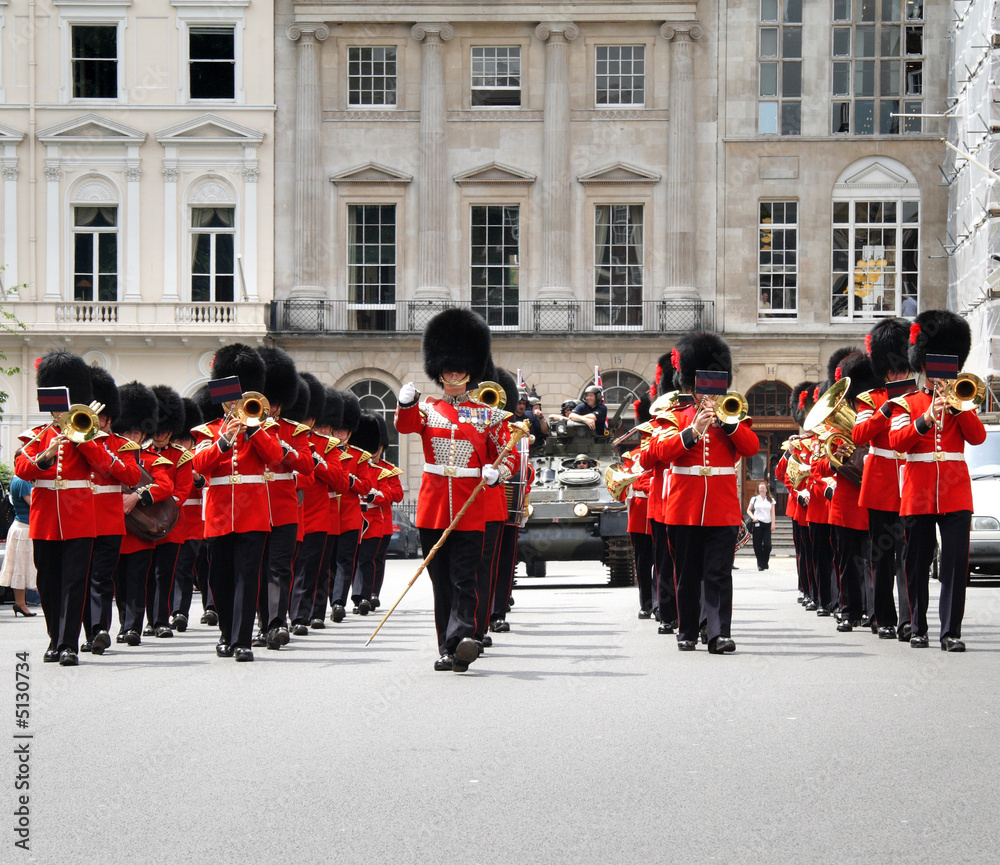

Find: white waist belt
<box><xmin>906</xmin><ymin>452</ymin><xmax>965</xmax><ymax>463</ymax></box>
<box><xmin>423</xmin><ymin>463</ymin><xmax>481</xmax><ymax>478</ymax></box>
<box><xmin>93</xmin><ymin>484</ymin><xmax>122</xmax><ymax>494</ymax></box>
<box><xmin>671</xmin><ymin>465</ymin><xmax>736</xmax><ymax>477</ymax></box>
<box><xmin>35</xmin><ymin>479</ymin><xmax>91</xmax><ymax>490</ymax></box>
<box><xmin>631</xmin><ymin>491</ymin><xmax>647</xmax><ymax>499</ymax></box>
<box><xmin>208</xmin><ymin>474</ymin><xmax>265</xmax><ymax>486</ymax></box>
<box><xmin>870</xmin><ymin>446</ymin><xmax>904</xmax><ymax>460</ymax></box>
<box><xmin>264</xmin><ymin>471</ymin><xmax>295</xmax><ymax>482</ymax></box>
<box><xmin>183</xmin><ymin>498</ymin><xmax>201</xmax><ymax>506</ymax></box>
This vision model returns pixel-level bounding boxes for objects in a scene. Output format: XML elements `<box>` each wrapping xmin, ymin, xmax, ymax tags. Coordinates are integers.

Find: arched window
<box><xmin>349</xmin><ymin>379</ymin><xmax>398</xmax><ymax>464</ymax></box>
<box><xmin>747</xmin><ymin>381</ymin><xmax>792</xmax><ymax>418</ymax></box>
<box><xmin>831</xmin><ymin>157</ymin><xmax>920</xmax><ymax>321</ymax></box>
<box><xmin>579</xmin><ymin>370</ymin><xmax>649</xmax><ymax>417</ymax></box>
<box><xmin>71</xmin><ymin>178</ymin><xmax>120</xmax><ymax>302</ymax></box>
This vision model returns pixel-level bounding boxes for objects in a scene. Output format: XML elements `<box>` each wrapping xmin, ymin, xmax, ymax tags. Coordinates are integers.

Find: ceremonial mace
<box><xmin>365</xmin><ymin>420</ymin><xmax>530</xmax><ymax>646</ymax></box>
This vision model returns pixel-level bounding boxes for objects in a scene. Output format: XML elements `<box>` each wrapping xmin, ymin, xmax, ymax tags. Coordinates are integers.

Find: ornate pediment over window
<box><xmin>835</xmin><ymin>158</ymin><xmax>919</xmax><ymax>195</ymax></box>
<box><xmin>330</xmin><ymin>162</ymin><xmax>413</xmax><ymax>187</ymax></box>
<box><xmin>577</xmin><ymin>162</ymin><xmax>661</xmax><ymax>185</ymax></box>
<box><xmin>37</xmin><ymin>113</ymin><xmax>146</xmax><ymax>146</ymax></box>
<box><xmin>453</xmin><ymin>162</ymin><xmax>536</xmax><ymax>187</ymax></box>
<box><xmin>155</xmin><ymin>114</ymin><xmax>265</xmax><ymax>147</ymax></box>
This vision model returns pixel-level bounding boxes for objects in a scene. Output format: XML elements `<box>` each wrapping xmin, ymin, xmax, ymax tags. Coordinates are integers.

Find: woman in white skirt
<box><xmin>2</xmin><ymin>476</ymin><xmax>37</xmax><ymax>616</ymax></box>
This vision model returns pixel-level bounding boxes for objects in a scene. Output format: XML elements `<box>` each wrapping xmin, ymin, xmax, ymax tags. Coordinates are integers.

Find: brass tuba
<box><xmin>232</xmin><ymin>391</ymin><xmax>270</xmax><ymax>427</ymax></box>
<box><xmin>55</xmin><ymin>403</ymin><xmax>102</xmax><ymax>443</ymax></box>
<box><xmin>468</xmin><ymin>381</ymin><xmax>505</xmax><ymax>410</ymax></box>
<box><xmin>942</xmin><ymin>372</ymin><xmax>986</xmax><ymax>413</ymax></box>
<box><xmin>785</xmin><ymin>453</ymin><xmax>809</xmax><ymax>488</ymax></box>
<box><xmin>604</xmin><ymin>464</ymin><xmax>640</xmax><ymax>502</ymax></box>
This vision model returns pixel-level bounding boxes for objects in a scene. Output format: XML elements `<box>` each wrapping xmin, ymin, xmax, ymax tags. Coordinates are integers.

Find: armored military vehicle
<box><xmin>518</xmin><ymin>419</ymin><xmax>635</xmax><ymax>586</ymax></box>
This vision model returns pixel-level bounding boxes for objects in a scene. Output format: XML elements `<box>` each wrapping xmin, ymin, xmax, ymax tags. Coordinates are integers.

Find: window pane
<box><xmin>190</xmin><ymin>28</ymin><xmax>234</xmax><ymax>60</ymax></box>
<box><xmin>760</xmin><ymin>63</ymin><xmax>778</xmax><ymax>96</ymax></box>
<box><xmin>880</xmin><ymin>100</ymin><xmax>900</xmax><ymax>133</ymax></box>
<box><xmin>98</xmin><ymin>232</ymin><xmax>117</xmax><ymax>273</ymax></box>
<box><xmin>782</xmin><ymin>62</ymin><xmax>801</xmax><ymax>97</ymax></box>
<box><xmin>903</xmin><ymin>101</ymin><xmax>922</xmax><ymax>132</ymax></box>
<box><xmin>833</xmin><ymin>62</ymin><xmax>851</xmax><ymax>96</ymax></box>
<box><xmin>905</xmin><ymin>26</ymin><xmax>922</xmax><ymax>55</ymax></box>
<box><xmin>905</xmin><ymin>61</ymin><xmax>922</xmax><ymax>95</ymax></box>
<box><xmin>906</xmin><ymin>0</ymin><xmax>923</xmax><ymax>20</ymax></box>
<box><xmin>760</xmin><ymin>28</ymin><xmax>778</xmax><ymax>57</ymax></box>
<box><xmin>882</xmin><ymin>0</ymin><xmax>901</xmax><ymax>20</ymax></box>
<box><xmin>781</xmin><ymin>102</ymin><xmax>801</xmax><ymax>135</ymax></box>
<box><xmin>833</xmin><ymin>202</ymin><xmax>850</xmax><ymax>223</ymax></box>
<box><xmin>72</xmin><ymin>25</ymin><xmax>117</xmax><ymax>99</ymax></box>
<box><xmin>761</xmin><ymin>0</ymin><xmax>779</xmax><ymax>21</ymax></box>
<box><xmin>834</xmin><ymin>0</ymin><xmax>851</xmax><ymax>20</ymax></box>
<box><xmin>214</xmin><ymin>275</ymin><xmax>234</xmax><ymax>303</ymax></box>
<box><xmin>72</xmin><ymin>25</ymin><xmax>116</xmax><ymax>59</ymax></box>
<box><xmin>190</xmin><ymin>61</ymin><xmax>235</xmax><ymax>99</ymax></box>
<box><xmin>783</xmin><ymin>0</ymin><xmax>802</xmax><ymax>23</ymax></box>
<box><xmin>192</xmin><ymin>234</ymin><xmax>211</xmax><ymax>274</ymax></box>
<box><xmin>191</xmin><ymin>275</ymin><xmax>211</xmax><ymax>302</ymax></box>
<box><xmin>855</xmin><ymin>61</ymin><xmax>875</xmax><ymax>96</ymax></box>
<box><xmin>782</xmin><ymin>27</ymin><xmax>802</xmax><ymax>58</ymax></box>
<box><xmin>881</xmin><ymin>28</ymin><xmax>901</xmax><ymax>57</ymax></box>
<box><xmin>759</xmin><ymin>101</ymin><xmax>778</xmax><ymax>133</ymax></box>
<box><xmin>833</xmin><ymin>28</ymin><xmax>851</xmax><ymax>56</ymax></box>
<box><xmin>881</xmin><ymin>60</ymin><xmax>900</xmax><ymax>95</ymax></box>
<box><xmin>902</xmin><ymin>200</ymin><xmax>919</xmax><ymax>223</ymax></box>
<box><xmin>856</xmin><ymin>0</ymin><xmax>876</xmax><ymax>21</ymax></box>
<box><xmin>833</xmin><ymin>101</ymin><xmax>851</xmax><ymax>133</ymax></box>
<box><xmin>216</xmin><ymin>234</ymin><xmax>234</xmax><ymax>275</ymax></box>
<box><xmin>856</xmin><ymin>27</ymin><xmax>876</xmax><ymax>57</ymax></box>
<box><xmin>98</xmin><ymin>274</ymin><xmax>117</xmax><ymax>303</ymax></box>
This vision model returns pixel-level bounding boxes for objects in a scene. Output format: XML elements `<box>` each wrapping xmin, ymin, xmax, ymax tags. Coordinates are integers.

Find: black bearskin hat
<box><xmin>193</xmin><ymin>383</ymin><xmax>224</xmax><ymax>423</ymax></box>
<box><xmin>211</xmin><ymin>343</ymin><xmax>265</xmax><ymax>394</ymax></box>
<box><xmin>37</xmin><ymin>350</ymin><xmax>93</xmax><ymax>406</ymax></box>
<box><xmin>89</xmin><ymin>365</ymin><xmax>121</xmax><ymax>421</ymax></box>
<box><xmin>495</xmin><ymin>367</ymin><xmax>519</xmax><ymax>413</ymax></box>
<box><xmin>112</xmin><ymin>381</ymin><xmax>159</xmax><ymax>436</ymax></box>
<box><xmin>258</xmin><ymin>346</ymin><xmax>299</xmax><ymax>409</ymax></box>
<box><xmin>790</xmin><ymin>381</ymin><xmax>816</xmax><ymax>428</ymax></box>
<box><xmin>867</xmin><ymin>317</ymin><xmax>912</xmax><ymax>380</ymax></box>
<box><xmin>151</xmin><ymin>385</ymin><xmax>186</xmax><ymax>438</ymax></box>
<box><xmin>181</xmin><ymin>397</ymin><xmax>203</xmax><ymax>433</ymax></box>
<box><xmin>652</xmin><ymin>352</ymin><xmax>675</xmax><ymax>399</ymax></box>
<box><xmin>838</xmin><ymin>351</ymin><xmax>880</xmax><ymax>402</ymax></box>
<box><xmin>826</xmin><ymin>346</ymin><xmax>859</xmax><ymax>385</ymax></box>
<box><xmin>635</xmin><ymin>393</ymin><xmax>652</xmax><ymax>424</ymax></box>
<box><xmin>285</xmin><ymin>375</ymin><xmax>312</xmax><ymax>424</ymax></box>
<box><xmin>422</xmin><ymin>307</ymin><xmax>491</xmax><ymax>385</ymax></box>
<box><xmin>376</xmin><ymin>414</ymin><xmax>390</xmax><ymax>452</ymax></box>
<box><xmin>909</xmin><ymin>309</ymin><xmax>972</xmax><ymax>371</ymax></box>
<box><xmin>352</xmin><ymin>412</ymin><xmax>382</xmax><ymax>456</ymax></box>
<box><xmin>676</xmin><ymin>332</ymin><xmax>732</xmax><ymax>392</ymax></box>
<box><xmin>300</xmin><ymin>373</ymin><xmax>326</xmax><ymax>424</ymax></box>
<box><xmin>319</xmin><ymin>386</ymin><xmax>343</xmax><ymax>430</ymax></box>
<box><xmin>340</xmin><ymin>390</ymin><xmax>361</xmax><ymax>434</ymax></box>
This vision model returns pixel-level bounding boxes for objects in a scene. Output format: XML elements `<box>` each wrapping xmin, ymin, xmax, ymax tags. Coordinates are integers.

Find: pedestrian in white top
<box><xmin>746</xmin><ymin>481</ymin><xmax>775</xmax><ymax>571</ymax></box>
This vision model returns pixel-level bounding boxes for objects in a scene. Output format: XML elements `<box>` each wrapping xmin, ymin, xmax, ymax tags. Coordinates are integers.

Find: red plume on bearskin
<box><xmin>909</xmin><ymin>323</ymin><xmax>921</xmax><ymax>345</ymax></box>
<box><xmin>671</xmin><ymin>347</ymin><xmax>681</xmax><ymax>372</ymax></box>
<box><xmin>834</xmin><ymin>367</ymin><xmax>842</xmax><ymax>382</ymax></box>
<box><xmin>813</xmin><ymin>386</ymin><xmax>821</xmax><ymax>401</ymax></box>
<box><xmin>865</xmin><ymin>335</ymin><xmax>872</xmax><ymax>355</ymax></box>
<box><xmin>798</xmin><ymin>391</ymin><xmax>807</xmax><ymax>409</ymax></box>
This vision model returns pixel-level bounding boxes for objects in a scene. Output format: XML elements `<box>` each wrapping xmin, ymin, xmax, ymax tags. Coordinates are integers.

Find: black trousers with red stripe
<box><xmin>903</xmin><ymin>511</ymin><xmax>970</xmax><ymax>640</ymax></box>
<box><xmin>419</xmin><ymin>528</ymin><xmax>483</xmax><ymax>656</ymax></box>
<box><xmin>667</xmin><ymin>524</ymin><xmax>738</xmax><ymax>644</ymax></box>
<box><xmin>311</xmin><ymin>534</ymin><xmax>338</xmax><ymax>621</ymax></box>
<box><xmin>834</xmin><ymin>525</ymin><xmax>869</xmax><ymax>623</ymax></box>
<box><xmin>33</xmin><ymin>537</ymin><xmax>94</xmax><ymax>653</ymax></box>
<box><xmin>150</xmin><ymin>542</ymin><xmax>181</xmax><ymax>628</ymax></box>
<box><xmin>792</xmin><ymin>521</ymin><xmax>812</xmax><ymax>597</ymax></box>
<box><xmin>257</xmin><ymin>522</ymin><xmax>298</xmax><ymax>631</ymax></box>
<box><xmin>171</xmin><ymin>538</ymin><xmax>202</xmax><ymax>619</ymax></box>
<box><xmin>869</xmin><ymin>508</ymin><xmax>905</xmax><ymax>629</ymax></box>
<box><xmin>474</xmin><ymin>520</ymin><xmax>503</xmax><ymax>638</ymax></box>
<box><xmin>114</xmin><ymin>548</ymin><xmax>154</xmax><ymax>635</ymax></box>
<box><xmin>207</xmin><ymin>531</ymin><xmax>267</xmax><ymax>649</ymax></box>
<box><xmin>491</xmin><ymin>524</ymin><xmax>519</xmax><ymax>623</ymax></box>
<box><xmin>631</xmin><ymin>531</ymin><xmax>655</xmax><ymax>612</ymax></box>
<box><xmin>808</xmin><ymin>522</ymin><xmax>835</xmax><ymax>610</ymax></box>
<box><xmin>289</xmin><ymin>531</ymin><xmax>327</xmax><ymax>626</ymax></box>
<box><xmin>331</xmin><ymin>528</ymin><xmax>361</xmax><ymax>608</ymax></box>
<box><xmin>85</xmin><ymin>534</ymin><xmax>122</xmax><ymax>640</ymax></box>
<box><xmin>650</xmin><ymin>520</ymin><xmax>676</xmax><ymax>624</ymax></box>
<box><xmin>351</xmin><ymin>535</ymin><xmax>382</xmax><ymax>604</ymax></box>
<box><xmin>372</xmin><ymin>534</ymin><xmax>391</xmax><ymax>599</ymax></box>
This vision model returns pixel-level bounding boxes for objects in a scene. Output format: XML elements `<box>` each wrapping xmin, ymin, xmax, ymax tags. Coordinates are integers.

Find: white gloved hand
<box><xmin>371</xmin><ymin>489</ymin><xmax>385</xmax><ymax>499</ymax></box>
<box><xmin>399</xmin><ymin>382</ymin><xmax>417</xmax><ymax>405</ymax></box>
<box><xmin>482</xmin><ymin>465</ymin><xmax>500</xmax><ymax>486</ymax></box>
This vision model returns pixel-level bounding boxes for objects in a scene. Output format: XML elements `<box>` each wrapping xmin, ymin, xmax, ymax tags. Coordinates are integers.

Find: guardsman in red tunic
<box><xmin>639</xmin><ymin>333</ymin><xmax>759</xmax><ymax>653</ymax></box>
<box><xmin>395</xmin><ymin>308</ymin><xmax>515</xmax><ymax>672</ymax></box>
<box><xmin>348</xmin><ymin>413</ymin><xmax>392</xmax><ymax>614</ymax></box>
<box><xmin>81</xmin><ymin>365</ymin><xmax>142</xmax><ymax>656</ymax></box>
<box><xmin>826</xmin><ymin>352</ymin><xmax>879</xmax><ymax>632</ymax></box>
<box><xmin>887</xmin><ymin>310</ymin><xmax>986</xmax><ymax>651</ymax></box>
<box><xmin>779</xmin><ymin>382</ymin><xmax>817</xmax><ymax>608</ymax></box>
<box><xmin>108</xmin><ymin>382</ymin><xmax>176</xmax><ymax>646</ymax></box>
<box><xmin>623</xmin><ymin>394</ymin><xmax>655</xmax><ymax>619</ymax></box>
<box><xmin>169</xmin><ymin>397</ymin><xmax>207</xmax><ymax>633</ymax></box>
<box><xmin>191</xmin><ymin>344</ymin><xmax>283</xmax><ymax>662</ymax></box>
<box><xmin>254</xmin><ymin>347</ymin><xmax>313</xmax><ymax>650</ymax></box>
<box><xmin>145</xmin><ymin>386</ymin><xmax>193</xmax><ymax>638</ymax></box>
<box><xmin>15</xmin><ymin>351</ymin><xmax>115</xmax><ymax>666</ymax></box>
<box><xmin>329</xmin><ymin>391</ymin><xmax>375</xmax><ymax>621</ymax></box>
<box><xmin>372</xmin><ymin>415</ymin><xmax>404</xmax><ymax>608</ymax></box>
<box><xmin>853</xmin><ymin>317</ymin><xmax>915</xmax><ymax>640</ymax></box>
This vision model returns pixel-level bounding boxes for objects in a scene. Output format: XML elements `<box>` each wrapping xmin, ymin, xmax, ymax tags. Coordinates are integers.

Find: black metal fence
<box><xmin>269</xmin><ymin>299</ymin><xmax>714</xmax><ymax>335</ymax></box>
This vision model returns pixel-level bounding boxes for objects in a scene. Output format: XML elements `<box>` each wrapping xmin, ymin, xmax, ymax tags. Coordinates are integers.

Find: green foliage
<box><xmin>0</xmin><ymin>463</ymin><xmax>12</xmax><ymax>488</ymax></box>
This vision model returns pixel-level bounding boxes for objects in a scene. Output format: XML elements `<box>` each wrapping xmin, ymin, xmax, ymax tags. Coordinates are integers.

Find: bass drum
<box><xmin>125</xmin><ymin>465</ymin><xmax>180</xmax><ymax>543</ymax></box>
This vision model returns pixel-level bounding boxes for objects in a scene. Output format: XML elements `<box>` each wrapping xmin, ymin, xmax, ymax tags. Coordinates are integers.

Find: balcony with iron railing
<box><xmin>9</xmin><ymin>301</ymin><xmax>270</xmax><ymax>334</ymax></box>
<box><xmin>268</xmin><ymin>299</ymin><xmax>715</xmax><ymax>336</ymax></box>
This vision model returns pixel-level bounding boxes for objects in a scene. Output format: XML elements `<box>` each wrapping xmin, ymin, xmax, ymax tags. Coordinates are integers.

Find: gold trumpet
<box><xmin>942</xmin><ymin>372</ymin><xmax>986</xmax><ymax>413</ymax></box>
<box><xmin>55</xmin><ymin>403</ymin><xmax>102</xmax><ymax>443</ymax></box>
<box><xmin>468</xmin><ymin>381</ymin><xmax>505</xmax><ymax>410</ymax></box>
<box><xmin>232</xmin><ymin>391</ymin><xmax>270</xmax><ymax>427</ymax></box>
<box><xmin>604</xmin><ymin>464</ymin><xmax>640</xmax><ymax>502</ymax></box>
<box><xmin>785</xmin><ymin>453</ymin><xmax>809</xmax><ymax>488</ymax></box>
<box><xmin>713</xmin><ymin>391</ymin><xmax>749</xmax><ymax>424</ymax></box>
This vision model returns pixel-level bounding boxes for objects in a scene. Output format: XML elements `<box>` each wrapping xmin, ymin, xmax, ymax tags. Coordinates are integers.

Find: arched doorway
<box><xmin>744</xmin><ymin>381</ymin><xmax>796</xmax><ymax>513</ymax></box>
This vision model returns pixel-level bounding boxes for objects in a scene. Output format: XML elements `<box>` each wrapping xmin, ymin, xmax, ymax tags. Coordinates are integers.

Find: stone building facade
<box><xmin>272</xmin><ymin>0</ymin><xmax>951</xmax><ymax>501</ymax></box>
<box><xmin>0</xmin><ymin>0</ymin><xmax>274</xmax><ymax>451</ymax></box>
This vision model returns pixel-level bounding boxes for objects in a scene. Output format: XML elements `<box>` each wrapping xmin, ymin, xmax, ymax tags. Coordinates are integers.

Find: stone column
<box><xmin>411</xmin><ymin>23</ymin><xmax>454</xmax><ymax>301</ymax></box>
<box><xmin>3</xmin><ymin>165</ymin><xmax>18</xmax><ymax>288</ymax></box>
<box><xmin>535</xmin><ymin>22</ymin><xmax>578</xmax><ymax>301</ymax></box>
<box><xmin>124</xmin><ymin>164</ymin><xmax>142</xmax><ymax>301</ymax></box>
<box><xmin>43</xmin><ymin>165</ymin><xmax>61</xmax><ymax>300</ymax></box>
<box><xmin>242</xmin><ymin>166</ymin><xmax>260</xmax><ymax>300</ymax></box>
<box><xmin>161</xmin><ymin>166</ymin><xmax>179</xmax><ymax>301</ymax></box>
<box><xmin>660</xmin><ymin>23</ymin><xmax>703</xmax><ymax>299</ymax></box>
<box><xmin>287</xmin><ymin>23</ymin><xmax>329</xmax><ymax>298</ymax></box>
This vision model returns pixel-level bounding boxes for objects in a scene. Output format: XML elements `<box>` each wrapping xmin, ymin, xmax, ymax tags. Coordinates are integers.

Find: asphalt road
<box><xmin>3</xmin><ymin>552</ymin><xmax>1000</xmax><ymax>864</ymax></box>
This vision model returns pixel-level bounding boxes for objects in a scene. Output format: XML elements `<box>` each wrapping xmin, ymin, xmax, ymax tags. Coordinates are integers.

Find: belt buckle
<box><xmin>894</xmin><ymin>452</ymin><xmax>904</xmax><ymax>460</ymax></box>
<box><xmin>54</xmin><ymin>478</ymin><xmax>66</xmax><ymax>490</ymax></box>
<box><xmin>933</xmin><ymin>452</ymin><xmax>945</xmax><ymax>462</ymax></box>
<box><xmin>230</xmin><ymin>474</ymin><xmax>242</xmax><ymax>484</ymax></box>
<box><xmin>699</xmin><ymin>466</ymin><xmax>712</xmax><ymax>477</ymax></box>
<box><xmin>264</xmin><ymin>471</ymin><xmax>275</xmax><ymax>482</ymax></box>
<box><xmin>443</xmin><ymin>466</ymin><xmax>457</xmax><ymax>478</ymax></box>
